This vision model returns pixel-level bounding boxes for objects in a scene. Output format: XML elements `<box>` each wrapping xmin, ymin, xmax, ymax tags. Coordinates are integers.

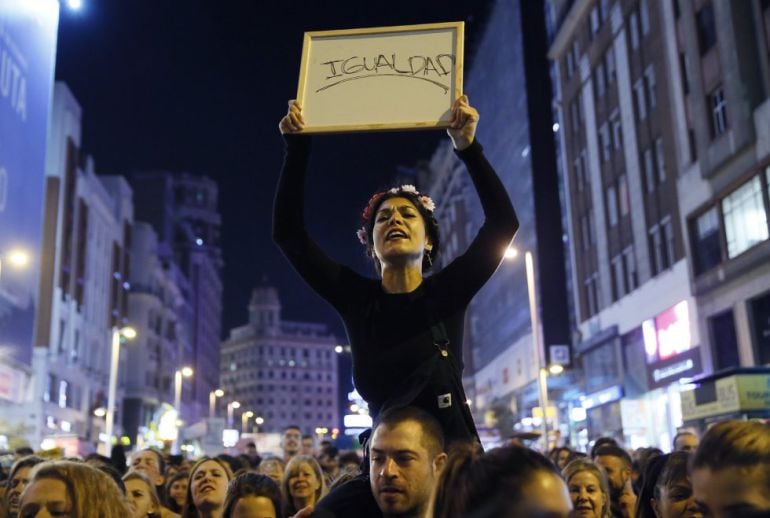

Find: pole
<box><xmin>227</xmin><ymin>403</ymin><xmax>233</xmax><ymax>428</ymax></box>
<box><xmin>209</xmin><ymin>391</ymin><xmax>215</xmax><ymax>419</ymax></box>
<box><xmin>104</xmin><ymin>327</ymin><xmax>121</xmax><ymax>455</ymax></box>
<box><xmin>241</xmin><ymin>414</ymin><xmax>247</xmax><ymax>434</ymax></box>
<box><xmin>174</xmin><ymin>371</ymin><xmax>182</xmax><ymax>416</ymax></box>
<box><xmin>525</xmin><ymin>252</ymin><xmax>549</xmax><ymax>450</ymax></box>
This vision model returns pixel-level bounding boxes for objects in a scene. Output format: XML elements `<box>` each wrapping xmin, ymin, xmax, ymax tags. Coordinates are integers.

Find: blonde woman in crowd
<box><xmin>257</xmin><ymin>457</ymin><xmax>285</xmax><ymax>487</ymax></box>
<box><xmin>281</xmin><ymin>455</ymin><xmax>325</xmax><ymax>517</ymax></box>
<box><xmin>18</xmin><ymin>460</ymin><xmax>130</xmax><ymax>517</ymax></box>
<box><xmin>563</xmin><ymin>459</ymin><xmax>611</xmax><ymax>518</ymax></box>
<box><xmin>182</xmin><ymin>457</ymin><xmax>234</xmax><ymax>518</ymax></box>
<box><xmin>124</xmin><ymin>471</ymin><xmax>165</xmax><ymax>518</ymax></box>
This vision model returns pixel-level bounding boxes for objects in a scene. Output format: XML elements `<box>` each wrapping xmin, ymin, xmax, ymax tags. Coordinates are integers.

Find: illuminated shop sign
<box><xmin>646</xmin><ymin>346</ymin><xmax>703</xmax><ymax>390</ymax></box>
<box><xmin>581</xmin><ymin>385</ymin><xmax>623</xmax><ymax>409</ymax></box>
<box><xmin>643</xmin><ymin>301</ymin><xmax>691</xmax><ymax>364</ymax></box>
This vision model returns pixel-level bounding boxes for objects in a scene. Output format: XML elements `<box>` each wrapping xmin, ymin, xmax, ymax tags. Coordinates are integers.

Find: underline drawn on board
<box><xmin>316</xmin><ymin>53</ymin><xmax>455</xmax><ymax>94</ymax></box>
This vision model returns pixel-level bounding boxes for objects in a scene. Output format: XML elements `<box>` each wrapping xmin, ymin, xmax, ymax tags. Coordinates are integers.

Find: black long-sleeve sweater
<box><xmin>273</xmin><ymin>134</ymin><xmax>518</xmax><ymax>443</ymax></box>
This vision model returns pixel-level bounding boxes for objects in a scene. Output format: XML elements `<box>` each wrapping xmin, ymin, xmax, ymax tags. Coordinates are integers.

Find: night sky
<box><xmin>55</xmin><ymin>1</ymin><xmax>493</xmax><ymax>339</ymax></box>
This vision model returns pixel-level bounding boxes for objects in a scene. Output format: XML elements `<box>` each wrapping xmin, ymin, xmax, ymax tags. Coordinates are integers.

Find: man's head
<box><xmin>281</xmin><ymin>426</ymin><xmax>302</xmax><ymax>460</ymax></box>
<box><xmin>672</xmin><ymin>430</ymin><xmax>699</xmax><ymax>453</ymax></box>
<box><xmin>129</xmin><ymin>449</ymin><xmax>165</xmax><ymax>487</ymax></box>
<box><xmin>301</xmin><ymin>434</ymin><xmax>315</xmax><ymax>456</ymax></box>
<box><xmin>593</xmin><ymin>445</ymin><xmax>632</xmax><ymax>499</ymax></box>
<box><xmin>369</xmin><ymin>406</ymin><xmax>447</xmax><ymax>518</ymax></box>
<box><xmin>691</xmin><ymin>420</ymin><xmax>770</xmax><ymax>518</ymax></box>
<box><xmin>245</xmin><ymin>442</ymin><xmax>258</xmax><ymax>457</ymax></box>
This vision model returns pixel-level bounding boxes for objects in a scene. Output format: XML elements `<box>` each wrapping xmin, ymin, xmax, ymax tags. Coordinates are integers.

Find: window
<box><xmin>581</xmin><ymin>214</ymin><xmax>591</xmax><ymax>250</ymax></box>
<box><xmin>649</xmin><ymin>224</ymin><xmax>665</xmax><ymax>274</ymax></box>
<box><xmin>599</xmin><ymin>123</ymin><xmax>611</xmax><ymax>162</ymax></box>
<box><xmin>607</xmin><ymin>186</ymin><xmax>619</xmax><ymax>226</ymax></box>
<box><xmin>584</xmin><ymin>273</ymin><xmax>600</xmax><ymax>317</ymax></box>
<box><xmin>566</xmin><ymin>52</ymin><xmax>575</xmax><ymax>78</ymax></box>
<box><xmin>639</xmin><ymin>0</ymin><xmax>651</xmax><ymax>35</ymax></box>
<box><xmin>574</xmin><ymin>154</ymin><xmax>585</xmax><ymax>191</ymax></box>
<box><xmin>571</xmin><ymin>99</ymin><xmax>582</xmax><ymax>133</ymax></box>
<box><xmin>696</xmin><ymin>4</ymin><xmax>717</xmax><ymax>55</ymax></box>
<box><xmin>595</xmin><ymin>62</ymin><xmax>606</xmax><ymax>98</ymax></box>
<box><xmin>710</xmin><ymin>87</ymin><xmax>728</xmax><ymax>138</ymax></box>
<box><xmin>644</xmin><ymin>148</ymin><xmax>655</xmax><ymax>192</ymax></box>
<box><xmin>584</xmin><ymin>342</ymin><xmax>617</xmax><ymax>391</ymax></box>
<box><xmin>722</xmin><ymin>176</ymin><xmax>769</xmax><ymax>258</ymax></box>
<box><xmin>709</xmin><ymin>310</ymin><xmax>740</xmax><ymax>369</ymax></box>
<box><xmin>611</xmin><ymin>255</ymin><xmax>625</xmax><ymax>300</ymax></box>
<box><xmin>634</xmin><ymin>80</ymin><xmax>647</xmax><ymax>121</ymax></box>
<box><xmin>644</xmin><ymin>66</ymin><xmax>657</xmax><ymax>108</ymax></box>
<box><xmin>623</xmin><ymin>246</ymin><xmax>638</xmax><ymax>290</ymax></box>
<box><xmin>655</xmin><ymin>138</ymin><xmax>666</xmax><ymax>182</ymax></box>
<box><xmin>70</xmin><ymin>331</ymin><xmax>79</xmax><ymax>364</ymax></box>
<box><xmin>662</xmin><ymin>216</ymin><xmax>676</xmax><ymax>266</ymax></box>
<box><xmin>605</xmin><ymin>46</ymin><xmax>616</xmax><ymax>84</ymax></box>
<box><xmin>679</xmin><ymin>53</ymin><xmax>689</xmax><ymax>95</ymax></box>
<box><xmin>591</xmin><ymin>6</ymin><xmax>601</xmax><ymax>37</ymax></box>
<box><xmin>58</xmin><ymin>380</ymin><xmax>69</xmax><ymax>409</ymax></box>
<box><xmin>629</xmin><ymin>12</ymin><xmax>640</xmax><ymax>49</ymax></box>
<box><xmin>618</xmin><ymin>174</ymin><xmax>630</xmax><ymax>216</ymax></box>
<box><xmin>693</xmin><ymin>207</ymin><xmax>722</xmax><ymax>273</ymax></box>
<box><xmin>44</xmin><ymin>374</ymin><xmax>56</xmax><ymax>403</ymax></box>
<box><xmin>610</xmin><ymin>109</ymin><xmax>622</xmax><ymax>150</ymax></box>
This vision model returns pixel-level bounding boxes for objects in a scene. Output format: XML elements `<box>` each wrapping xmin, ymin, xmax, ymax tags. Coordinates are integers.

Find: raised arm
<box><xmin>438</xmin><ymin>96</ymin><xmax>520</xmax><ymax>299</ymax></box>
<box><xmin>273</xmin><ymin>101</ymin><xmax>350</xmax><ymax>308</ymax></box>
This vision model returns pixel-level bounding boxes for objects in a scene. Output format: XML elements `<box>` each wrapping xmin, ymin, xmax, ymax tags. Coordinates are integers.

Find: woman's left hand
<box><xmin>447</xmin><ymin>95</ymin><xmax>479</xmax><ymax>151</ymax></box>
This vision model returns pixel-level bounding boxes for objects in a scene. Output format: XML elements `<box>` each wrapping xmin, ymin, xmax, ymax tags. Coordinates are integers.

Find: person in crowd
<box><xmin>671</xmin><ymin>430</ymin><xmax>699</xmax><ymax>453</ymax></box>
<box><xmin>3</xmin><ymin>456</ymin><xmax>44</xmax><ymax>518</ymax></box>
<box><xmin>131</xmin><ymin>448</ymin><xmax>180</xmax><ymax>518</ymax></box>
<box><xmin>590</xmin><ymin>438</ymin><xmax>619</xmax><ymax>459</ymax></box>
<box><xmin>244</xmin><ymin>442</ymin><xmax>262</xmax><ymax>469</ymax></box>
<box><xmin>183</xmin><ymin>457</ymin><xmax>234</xmax><ymax>518</ymax></box>
<box><xmin>301</xmin><ymin>436</ymin><xmax>315</xmax><ymax>457</ymax></box>
<box><xmin>563</xmin><ymin>458</ymin><xmax>611</xmax><ymax>518</ymax></box>
<box><xmin>12</xmin><ymin>448</ymin><xmax>33</xmax><ymax>463</ymax></box>
<box><xmin>111</xmin><ymin>443</ymin><xmax>128</xmax><ymax>475</ymax></box>
<box><xmin>634</xmin><ymin>452</ymin><xmax>701</xmax><ymax>518</ymax></box>
<box><xmin>691</xmin><ymin>420</ymin><xmax>770</xmax><ymax>518</ymax></box>
<box><xmin>317</xmin><ymin>447</ymin><xmax>340</xmax><ymax>486</ymax></box>
<box><xmin>165</xmin><ymin>471</ymin><xmax>190</xmax><ymax>513</ymax></box>
<box><xmin>257</xmin><ymin>457</ymin><xmax>285</xmax><ymax>487</ymax></box>
<box><xmin>282</xmin><ymin>455</ymin><xmax>325</xmax><ymax>517</ymax></box>
<box><xmin>276</xmin><ymin>94</ymin><xmax>517</xmax><ymax>514</ymax></box>
<box><xmin>280</xmin><ymin>427</ymin><xmax>302</xmax><ymax>463</ymax></box>
<box><xmin>223</xmin><ymin>472</ymin><xmax>283</xmax><ymax>518</ymax></box>
<box><xmin>19</xmin><ymin>460</ymin><xmax>130</xmax><ymax>517</ymax></box>
<box><xmin>94</xmin><ymin>461</ymin><xmax>127</xmax><ymax>494</ymax></box>
<box><xmin>594</xmin><ymin>445</ymin><xmax>636</xmax><ymax>518</ymax></box>
<box><xmin>124</xmin><ymin>471</ymin><xmax>164</xmax><ymax>518</ymax></box>
<box><xmin>550</xmin><ymin>446</ymin><xmax>574</xmax><ymax>471</ymax></box>
<box><xmin>630</xmin><ymin>447</ymin><xmax>663</xmax><ymax>494</ymax></box>
<box><xmin>336</xmin><ymin>452</ymin><xmax>361</xmax><ymax>476</ymax></box>
<box><xmin>433</xmin><ymin>444</ymin><xmax>572</xmax><ymax>518</ymax></box>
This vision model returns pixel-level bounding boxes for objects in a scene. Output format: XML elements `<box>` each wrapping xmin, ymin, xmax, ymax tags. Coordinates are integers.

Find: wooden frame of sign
<box><xmin>295</xmin><ymin>22</ymin><xmax>464</xmax><ymax>133</ymax></box>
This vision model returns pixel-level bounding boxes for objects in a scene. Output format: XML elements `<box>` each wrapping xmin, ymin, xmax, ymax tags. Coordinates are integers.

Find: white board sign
<box><xmin>296</xmin><ymin>22</ymin><xmax>464</xmax><ymax>133</ymax></box>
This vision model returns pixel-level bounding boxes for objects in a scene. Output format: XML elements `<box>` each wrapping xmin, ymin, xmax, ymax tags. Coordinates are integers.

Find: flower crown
<box><xmin>357</xmin><ymin>184</ymin><xmax>436</xmax><ymax>245</ymax></box>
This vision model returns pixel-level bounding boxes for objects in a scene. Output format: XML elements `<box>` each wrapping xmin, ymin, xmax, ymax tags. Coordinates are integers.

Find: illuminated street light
<box><xmin>103</xmin><ymin>326</ymin><xmax>137</xmax><ymax>455</ymax></box>
<box><xmin>548</xmin><ymin>364</ymin><xmax>565</xmax><ymax>375</ymax></box>
<box><xmin>255</xmin><ymin>416</ymin><xmax>264</xmax><ymax>425</ymax></box>
<box><xmin>172</xmin><ymin>366</ymin><xmax>194</xmax><ymax>453</ymax></box>
<box><xmin>0</xmin><ymin>248</ymin><xmax>31</xmax><ymax>281</ymax></box>
<box><xmin>93</xmin><ymin>407</ymin><xmax>106</xmax><ymax>418</ymax></box>
<box><xmin>241</xmin><ymin>410</ymin><xmax>254</xmax><ymax>433</ymax></box>
<box><xmin>209</xmin><ymin>389</ymin><xmax>224</xmax><ymax>418</ymax></box>
<box><xmin>227</xmin><ymin>401</ymin><xmax>240</xmax><ymax>427</ymax></box>
<box><xmin>66</xmin><ymin>0</ymin><xmax>83</xmax><ymax>11</ymax></box>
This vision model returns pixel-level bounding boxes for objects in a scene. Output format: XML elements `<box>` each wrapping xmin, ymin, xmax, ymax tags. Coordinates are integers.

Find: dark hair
<box><xmin>433</xmin><ymin>445</ymin><xmax>561</xmax><ymax>518</ymax></box>
<box><xmin>634</xmin><ymin>452</ymin><xmax>689</xmax><ymax>518</ymax></box>
<box><xmin>593</xmin><ymin>445</ymin><xmax>632</xmax><ymax>468</ymax></box>
<box><xmin>164</xmin><ymin>470</ymin><xmax>190</xmax><ymax>512</ymax></box>
<box><xmin>672</xmin><ymin>430</ymin><xmax>697</xmax><ymax>450</ymax></box>
<box><xmin>216</xmin><ymin>454</ymin><xmax>245</xmax><ymax>476</ymax></box>
<box><xmin>374</xmin><ymin>405</ymin><xmax>445</xmax><ymax>457</ymax></box>
<box><xmin>320</xmin><ymin>445</ymin><xmax>339</xmax><ymax>458</ymax></box>
<box><xmin>590</xmin><ymin>437</ymin><xmax>619</xmax><ymax>458</ymax></box>
<box><xmin>14</xmin><ymin>446</ymin><xmax>34</xmax><ymax>457</ymax></box>
<box><xmin>359</xmin><ymin>188</ymin><xmax>440</xmax><ymax>274</ymax></box>
<box><xmin>7</xmin><ymin>455</ymin><xmax>45</xmax><ymax>489</ymax></box>
<box><xmin>94</xmin><ymin>461</ymin><xmax>127</xmax><ymax>494</ymax></box>
<box><xmin>223</xmin><ymin>473</ymin><xmax>283</xmax><ymax>518</ymax></box>
<box><xmin>691</xmin><ymin>420</ymin><xmax>770</xmax><ymax>477</ymax></box>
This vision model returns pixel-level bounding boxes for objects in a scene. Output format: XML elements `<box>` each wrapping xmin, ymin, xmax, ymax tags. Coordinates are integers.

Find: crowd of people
<box><xmin>1</xmin><ymin>416</ymin><xmax>769</xmax><ymax>517</ymax></box>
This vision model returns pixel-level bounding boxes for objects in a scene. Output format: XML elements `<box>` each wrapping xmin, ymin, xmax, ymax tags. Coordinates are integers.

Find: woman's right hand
<box><xmin>279</xmin><ymin>99</ymin><xmax>305</xmax><ymax>134</ymax></box>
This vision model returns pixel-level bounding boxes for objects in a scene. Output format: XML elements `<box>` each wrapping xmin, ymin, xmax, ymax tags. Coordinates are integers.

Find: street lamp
<box><xmin>255</xmin><ymin>416</ymin><xmax>264</xmax><ymax>432</ymax></box>
<box><xmin>506</xmin><ymin>247</ymin><xmax>550</xmax><ymax>450</ymax></box>
<box><xmin>0</xmin><ymin>248</ymin><xmax>31</xmax><ymax>280</ymax></box>
<box><xmin>241</xmin><ymin>411</ymin><xmax>254</xmax><ymax>434</ymax></box>
<box><xmin>209</xmin><ymin>389</ymin><xmax>224</xmax><ymax>418</ymax></box>
<box><xmin>103</xmin><ymin>325</ymin><xmax>136</xmax><ymax>455</ymax></box>
<box><xmin>174</xmin><ymin>366</ymin><xmax>194</xmax><ymax>416</ymax></box>
<box><xmin>227</xmin><ymin>401</ymin><xmax>240</xmax><ymax>428</ymax></box>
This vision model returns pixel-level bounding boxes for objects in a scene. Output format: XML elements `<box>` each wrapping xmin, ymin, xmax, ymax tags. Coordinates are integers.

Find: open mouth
<box><xmin>386</xmin><ymin>229</ymin><xmax>408</xmax><ymax>240</ymax></box>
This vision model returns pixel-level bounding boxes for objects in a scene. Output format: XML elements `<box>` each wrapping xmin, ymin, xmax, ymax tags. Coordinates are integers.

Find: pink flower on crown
<box><xmin>356</xmin><ymin>227</ymin><xmax>368</xmax><ymax>245</ymax></box>
<box><xmin>419</xmin><ymin>195</ymin><xmax>436</xmax><ymax>212</ymax></box>
<box><xmin>400</xmin><ymin>184</ymin><xmax>418</xmax><ymax>194</ymax></box>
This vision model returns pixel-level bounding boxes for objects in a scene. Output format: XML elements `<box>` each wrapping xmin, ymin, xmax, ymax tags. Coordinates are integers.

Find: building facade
<box><xmin>128</xmin><ymin>172</ymin><xmax>224</xmax><ymax>425</ymax></box>
<box><xmin>26</xmin><ymin>83</ymin><xmax>133</xmax><ymax>454</ymax></box>
<box><xmin>220</xmin><ymin>286</ymin><xmax>340</xmax><ymax>436</ymax></box>
<box><xmin>549</xmin><ymin>0</ymin><xmax>770</xmax><ymax>448</ymax></box>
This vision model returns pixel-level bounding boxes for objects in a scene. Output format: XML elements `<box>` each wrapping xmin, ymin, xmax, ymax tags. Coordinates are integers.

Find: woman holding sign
<box><xmin>274</xmin><ymin>96</ymin><xmax>518</xmax><ymax>513</ymax></box>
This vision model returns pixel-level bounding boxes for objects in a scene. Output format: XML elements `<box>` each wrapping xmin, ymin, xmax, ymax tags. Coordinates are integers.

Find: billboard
<box><xmin>0</xmin><ymin>1</ymin><xmax>59</xmax><ymax>367</ymax></box>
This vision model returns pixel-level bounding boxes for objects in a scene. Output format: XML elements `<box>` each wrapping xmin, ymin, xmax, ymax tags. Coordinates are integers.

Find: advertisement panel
<box><xmin>0</xmin><ymin>1</ymin><xmax>59</xmax><ymax>367</ymax></box>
